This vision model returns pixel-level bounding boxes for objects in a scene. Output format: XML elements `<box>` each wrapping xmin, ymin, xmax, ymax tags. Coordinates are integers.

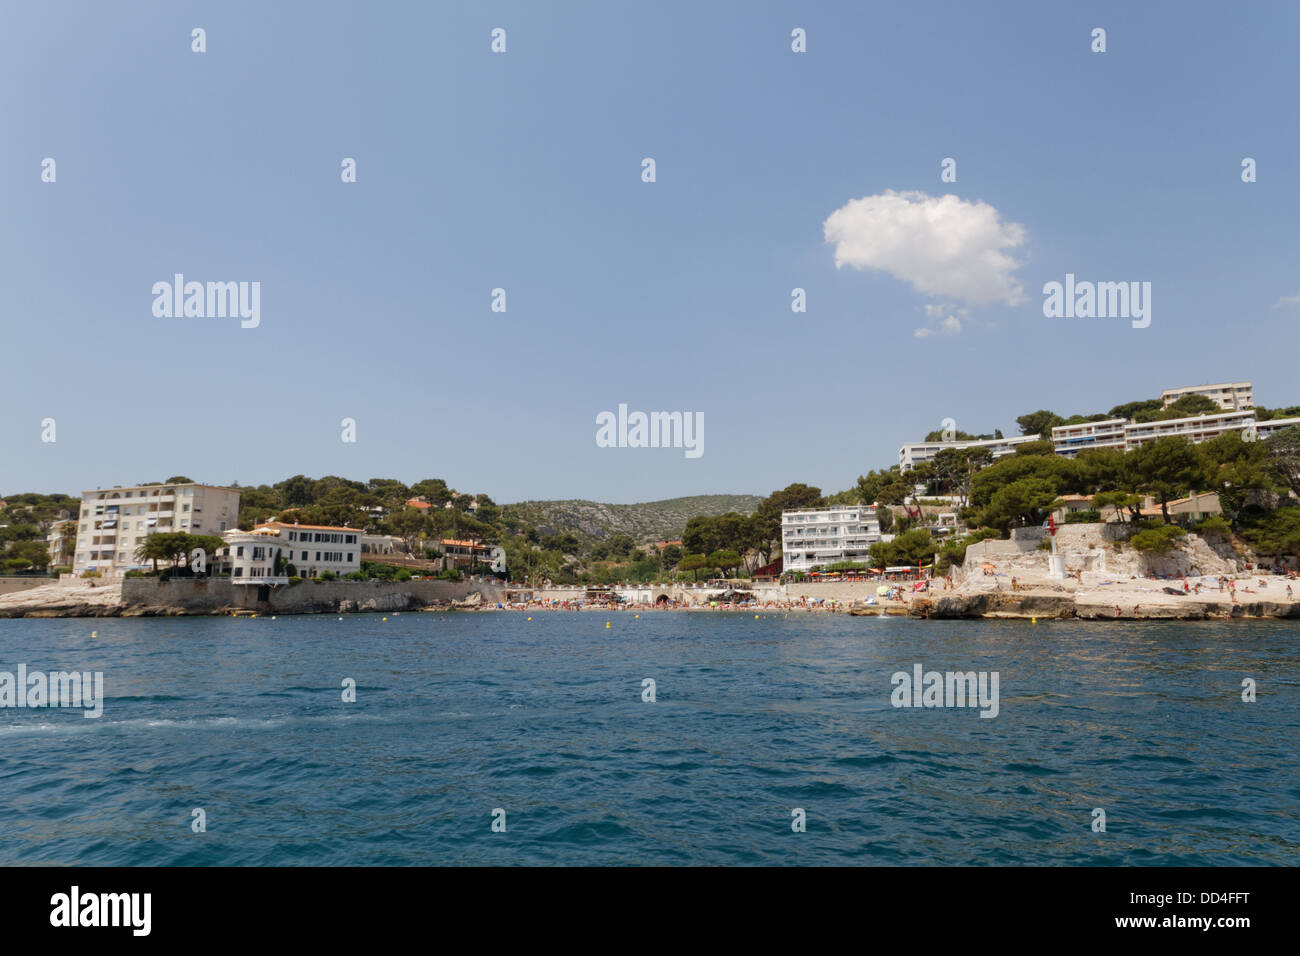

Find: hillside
<box><xmin>502</xmin><ymin>494</ymin><xmax>763</xmax><ymax>545</ymax></box>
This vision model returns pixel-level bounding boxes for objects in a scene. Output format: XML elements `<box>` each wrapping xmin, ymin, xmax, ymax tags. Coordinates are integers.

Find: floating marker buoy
<box><xmin>1031</xmin><ymin>617</ymin><xmax>1037</xmax><ymax>624</ymax></box>
<box><xmin>382</xmin><ymin>617</ymin><xmax>387</xmax><ymax>622</ymax></box>
<box><xmin>338</xmin><ymin>617</ymin><xmax>343</xmax><ymax>621</ymax></box>
<box><xmin>605</xmin><ymin>622</ymin><xmax>611</xmax><ymax>628</ymax></box>
<box><xmin>90</xmin><ymin>630</ymin><xmax>98</xmax><ymax>638</ymax></box>
<box><xmin>755</xmin><ymin>614</ymin><xmax>759</xmax><ymax>619</ymax></box>
<box><xmin>271</xmin><ymin>616</ymin><xmax>276</xmax><ymax>620</ymax></box>
<box><xmin>251</xmin><ymin>614</ymin><xmax>256</xmax><ymax>619</ymax></box>
<box><xmin>635</xmin><ymin>614</ymin><xmax>639</xmax><ymax>619</ymax></box>
<box><xmin>527</xmin><ymin>616</ymin><xmax>532</xmax><ymax>621</ymax></box>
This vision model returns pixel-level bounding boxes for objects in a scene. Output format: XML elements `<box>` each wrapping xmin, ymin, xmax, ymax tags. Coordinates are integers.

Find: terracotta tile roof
<box><xmin>258</xmin><ymin>521</ymin><xmax>363</xmax><ymax>533</ymax></box>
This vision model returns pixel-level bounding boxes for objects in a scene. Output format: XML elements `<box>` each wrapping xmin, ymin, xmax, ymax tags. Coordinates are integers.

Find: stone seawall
<box><xmin>121</xmin><ymin>577</ymin><xmax>507</xmax><ymax>616</ymax></box>
<box><xmin>910</xmin><ymin>591</ymin><xmax>1300</xmax><ymax>620</ymax></box>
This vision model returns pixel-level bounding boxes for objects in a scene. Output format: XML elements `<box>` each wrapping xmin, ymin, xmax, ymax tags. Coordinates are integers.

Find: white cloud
<box><xmin>1272</xmin><ymin>293</ymin><xmax>1300</xmax><ymax>308</ymax></box>
<box><xmin>913</xmin><ymin>306</ymin><xmax>966</xmax><ymax>339</ymax></box>
<box><xmin>824</xmin><ymin>190</ymin><xmax>1028</xmax><ymax>306</ymax></box>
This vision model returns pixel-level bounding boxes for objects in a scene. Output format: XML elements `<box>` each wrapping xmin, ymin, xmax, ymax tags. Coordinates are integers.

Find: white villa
<box><xmin>218</xmin><ymin>521</ymin><xmax>362</xmax><ymax>583</ymax></box>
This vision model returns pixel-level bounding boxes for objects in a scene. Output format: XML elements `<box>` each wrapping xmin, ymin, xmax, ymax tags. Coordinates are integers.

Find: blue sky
<box><xmin>3</xmin><ymin>1</ymin><xmax>1297</xmax><ymax>503</ymax></box>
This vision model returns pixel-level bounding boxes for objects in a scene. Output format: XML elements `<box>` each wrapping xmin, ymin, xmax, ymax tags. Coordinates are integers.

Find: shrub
<box><xmin>344</xmin><ymin>571</ymin><xmax>366</xmax><ymax>581</ymax></box>
<box><xmin>287</xmin><ymin>576</ymin><xmax>303</xmax><ymax>585</ymax></box>
<box><xmin>394</xmin><ymin>569</ymin><xmax>413</xmax><ymax>582</ymax></box>
<box><xmin>80</xmin><ymin>570</ymin><xmax>101</xmax><ymax>579</ymax></box>
<box><xmin>319</xmin><ymin>571</ymin><xmax>338</xmax><ymax>581</ymax></box>
<box><xmin>1193</xmin><ymin>515</ymin><xmax>1232</xmax><ymax>538</ymax></box>
<box><xmin>52</xmin><ymin>566</ymin><xmax>73</xmax><ymax>576</ymax></box>
<box><xmin>1130</xmin><ymin>524</ymin><xmax>1186</xmax><ymax>554</ymax></box>
<box><xmin>438</xmin><ymin>568</ymin><xmax>462</xmax><ymax>581</ymax></box>
<box><xmin>1064</xmin><ymin>509</ymin><xmax>1101</xmax><ymax>524</ymax></box>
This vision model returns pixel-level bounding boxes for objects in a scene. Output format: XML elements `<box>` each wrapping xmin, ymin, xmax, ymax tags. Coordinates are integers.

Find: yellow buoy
<box><xmin>1031</xmin><ymin>617</ymin><xmax>1037</xmax><ymax>624</ymax></box>
<box><xmin>527</xmin><ymin>616</ymin><xmax>532</xmax><ymax>621</ymax></box>
<box><xmin>755</xmin><ymin>614</ymin><xmax>759</xmax><ymax>619</ymax></box>
<box><xmin>382</xmin><ymin>617</ymin><xmax>387</xmax><ymax>622</ymax></box>
<box><xmin>605</xmin><ymin>622</ymin><xmax>611</xmax><ymax>628</ymax></box>
<box><xmin>635</xmin><ymin>614</ymin><xmax>639</xmax><ymax>619</ymax></box>
<box><xmin>90</xmin><ymin>630</ymin><xmax>98</xmax><ymax>638</ymax></box>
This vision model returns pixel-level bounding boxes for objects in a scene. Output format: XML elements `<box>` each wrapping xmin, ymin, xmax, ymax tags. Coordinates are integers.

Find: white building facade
<box><xmin>220</xmin><ymin>522</ymin><xmax>363</xmax><ymax>583</ymax></box>
<box><xmin>74</xmin><ymin>482</ymin><xmax>241</xmax><ymax>574</ymax></box>
<box><xmin>1160</xmin><ymin>382</ymin><xmax>1253</xmax><ymax>411</ymax></box>
<box><xmin>899</xmin><ymin>434</ymin><xmax>1041</xmax><ymax>472</ymax></box>
<box><xmin>1123</xmin><ymin>410</ymin><xmax>1257</xmax><ymax>449</ymax></box>
<box><xmin>1051</xmin><ymin>418</ymin><xmax>1128</xmax><ymax>457</ymax></box>
<box><xmin>781</xmin><ymin>505</ymin><xmax>884</xmax><ymax>572</ymax></box>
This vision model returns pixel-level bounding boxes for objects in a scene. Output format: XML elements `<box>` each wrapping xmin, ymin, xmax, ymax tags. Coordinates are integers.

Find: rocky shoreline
<box><xmin>908</xmin><ymin>590</ymin><xmax>1299</xmax><ymax>620</ymax></box>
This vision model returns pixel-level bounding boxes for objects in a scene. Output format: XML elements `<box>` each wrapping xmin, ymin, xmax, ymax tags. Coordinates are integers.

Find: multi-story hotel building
<box><xmin>1050</xmin><ymin>418</ymin><xmax>1129</xmax><ymax>458</ymax></box>
<box><xmin>1053</xmin><ymin>410</ymin><xmax>1300</xmax><ymax>456</ymax></box>
<box><xmin>1255</xmin><ymin>416</ymin><xmax>1300</xmax><ymax>440</ymax></box>
<box><xmin>898</xmin><ymin>434</ymin><xmax>1041</xmax><ymax>472</ymax></box>
<box><xmin>781</xmin><ymin>505</ymin><xmax>884</xmax><ymax>572</ymax></box>
<box><xmin>73</xmin><ymin>482</ymin><xmax>241</xmax><ymax>573</ymax></box>
<box><xmin>219</xmin><ymin>521</ymin><xmax>363</xmax><ymax>583</ymax></box>
<box><xmin>1160</xmin><ymin>381</ymin><xmax>1253</xmax><ymax>411</ymax></box>
<box><xmin>1123</xmin><ymin>410</ymin><xmax>1258</xmax><ymax>449</ymax></box>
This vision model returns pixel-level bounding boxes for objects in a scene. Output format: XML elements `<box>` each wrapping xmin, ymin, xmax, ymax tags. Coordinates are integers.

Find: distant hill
<box><xmin>502</xmin><ymin>494</ymin><xmax>763</xmax><ymax>545</ymax></box>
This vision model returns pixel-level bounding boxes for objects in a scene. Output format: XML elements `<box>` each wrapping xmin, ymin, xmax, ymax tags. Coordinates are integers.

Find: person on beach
<box><xmin>1288</xmin><ymin>585</ymin><xmax>1294</xmax><ymax>599</ymax></box>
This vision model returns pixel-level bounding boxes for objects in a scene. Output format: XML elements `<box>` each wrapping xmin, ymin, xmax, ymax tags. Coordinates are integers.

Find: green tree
<box><xmin>677</xmin><ymin>553</ymin><xmax>710</xmax><ymax>581</ymax></box>
<box><xmin>869</xmin><ymin>528</ymin><xmax>937</xmax><ymax>567</ymax></box>
<box><xmin>2</xmin><ymin>539</ymin><xmax>51</xmax><ymax>573</ymax></box>
<box><xmin>980</xmin><ymin>478</ymin><xmax>1061</xmax><ymax>530</ymax></box>
<box><xmin>1126</xmin><ymin>436</ymin><xmax>1209</xmax><ymax>523</ymax></box>
<box><xmin>752</xmin><ymin>483</ymin><xmax>823</xmax><ymax>554</ymax></box>
<box><xmin>1013</xmin><ymin>440</ymin><xmax>1056</xmax><ymax>457</ymax></box>
<box><xmin>928</xmin><ymin>447</ymin><xmax>993</xmax><ymax>508</ymax></box>
<box><xmin>1199</xmin><ymin>430</ymin><xmax>1273</xmax><ymax>518</ymax></box>
<box><xmin>706</xmin><ymin>549</ymin><xmax>742</xmax><ymax>576</ymax></box>
<box><xmin>1015</xmin><ymin>410</ymin><xmax>1064</xmax><ymax>437</ymax></box>
<box><xmin>1108</xmin><ymin>399</ymin><xmax>1162</xmax><ymax>421</ymax></box>
<box><xmin>1158</xmin><ymin>394</ymin><xmax>1220</xmax><ymax>419</ymax></box>
<box><xmin>1264</xmin><ymin>424</ymin><xmax>1300</xmax><ymax>499</ymax></box>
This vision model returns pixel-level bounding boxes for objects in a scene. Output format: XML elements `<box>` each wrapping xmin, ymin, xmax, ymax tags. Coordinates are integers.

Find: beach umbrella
<box><xmin>876</xmin><ymin>585</ymin><xmax>890</xmax><ymax>595</ymax></box>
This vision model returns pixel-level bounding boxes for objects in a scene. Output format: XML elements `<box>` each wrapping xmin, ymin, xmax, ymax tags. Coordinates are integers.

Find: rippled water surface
<box><xmin>0</xmin><ymin>612</ymin><xmax>1295</xmax><ymax>865</ymax></box>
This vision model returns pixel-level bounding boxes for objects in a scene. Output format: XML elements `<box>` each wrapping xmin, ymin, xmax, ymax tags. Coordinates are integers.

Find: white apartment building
<box><xmin>220</xmin><ymin>521</ymin><xmax>362</xmax><ymax>583</ymax></box>
<box><xmin>46</xmin><ymin>519</ymin><xmax>76</xmax><ymax>568</ymax></box>
<box><xmin>73</xmin><ymin>482</ymin><xmax>241</xmax><ymax>573</ymax></box>
<box><xmin>1123</xmin><ymin>410</ymin><xmax>1257</xmax><ymax>449</ymax></box>
<box><xmin>1255</xmin><ymin>416</ymin><xmax>1300</xmax><ymax>440</ymax></box>
<box><xmin>1160</xmin><ymin>382</ymin><xmax>1253</xmax><ymax>411</ymax></box>
<box><xmin>1051</xmin><ymin>418</ymin><xmax>1129</xmax><ymax>457</ymax></box>
<box><xmin>781</xmin><ymin>505</ymin><xmax>884</xmax><ymax>572</ymax></box>
<box><xmin>899</xmin><ymin>434</ymin><xmax>1041</xmax><ymax>472</ymax></box>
